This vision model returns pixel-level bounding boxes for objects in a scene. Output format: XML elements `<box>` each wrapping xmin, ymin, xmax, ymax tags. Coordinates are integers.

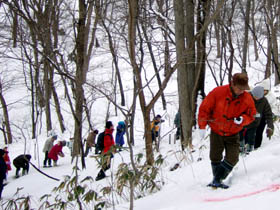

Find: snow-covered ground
<box><xmin>1</xmin><ymin>120</ymin><xmax>280</xmax><ymax>210</ymax></box>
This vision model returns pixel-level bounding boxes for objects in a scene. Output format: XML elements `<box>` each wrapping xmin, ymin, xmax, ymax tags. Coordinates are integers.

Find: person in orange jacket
<box><xmin>151</xmin><ymin>115</ymin><xmax>164</xmax><ymax>142</ymax></box>
<box><xmin>198</xmin><ymin>73</ymin><xmax>256</xmax><ymax>189</ymax></box>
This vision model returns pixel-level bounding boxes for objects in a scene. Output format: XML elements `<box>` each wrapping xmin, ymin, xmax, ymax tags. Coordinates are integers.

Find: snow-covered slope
<box><xmin>2</xmin><ymin>124</ymin><xmax>280</xmax><ymax>210</ymax></box>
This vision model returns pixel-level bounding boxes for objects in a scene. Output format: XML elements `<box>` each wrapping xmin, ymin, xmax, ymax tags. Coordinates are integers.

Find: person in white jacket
<box><xmin>42</xmin><ymin>134</ymin><xmax>58</xmax><ymax>167</ymax></box>
<box><xmin>255</xmin><ymin>78</ymin><xmax>279</xmax><ymax>149</ymax></box>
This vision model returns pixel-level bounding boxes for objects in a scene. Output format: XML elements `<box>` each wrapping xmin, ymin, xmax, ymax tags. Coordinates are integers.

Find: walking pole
<box><xmin>240</xmin><ymin>154</ymin><xmax>248</xmax><ymax>175</ymax></box>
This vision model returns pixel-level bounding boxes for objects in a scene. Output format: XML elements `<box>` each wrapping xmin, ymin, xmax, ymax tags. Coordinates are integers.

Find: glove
<box><xmin>272</xmin><ymin>114</ymin><xmax>278</xmax><ymax>122</ymax></box>
<box><xmin>266</xmin><ymin>128</ymin><xmax>274</xmax><ymax>139</ymax></box>
<box><xmin>199</xmin><ymin>129</ymin><xmax>206</xmax><ymax>139</ymax></box>
<box><xmin>234</xmin><ymin>116</ymin><xmax>243</xmax><ymax>125</ymax></box>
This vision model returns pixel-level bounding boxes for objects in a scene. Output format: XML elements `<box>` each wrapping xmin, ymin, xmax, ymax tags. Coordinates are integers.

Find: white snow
<box><xmin>2</xmin><ymin>121</ymin><xmax>280</xmax><ymax>209</ymax></box>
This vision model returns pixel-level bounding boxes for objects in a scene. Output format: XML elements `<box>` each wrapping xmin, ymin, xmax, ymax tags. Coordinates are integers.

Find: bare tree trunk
<box><xmin>128</xmin><ymin>0</ymin><xmax>177</xmax><ymax>165</ymax></box>
<box><xmin>174</xmin><ymin>0</ymin><xmax>187</xmax><ymax>149</ymax></box>
<box><xmin>72</xmin><ymin>0</ymin><xmax>98</xmax><ymax>168</ymax></box>
<box><xmin>265</xmin><ymin>29</ymin><xmax>272</xmax><ymax>78</ymax></box>
<box><xmin>264</xmin><ymin>0</ymin><xmax>280</xmax><ymax>84</ymax></box>
<box><xmin>52</xmin><ymin>86</ymin><xmax>66</xmax><ymax>133</ymax></box>
<box><xmin>0</xmin><ymin>82</ymin><xmax>12</xmax><ymax>144</ymax></box>
<box><xmin>73</xmin><ymin>0</ymin><xmax>87</xmax><ymax>170</ymax></box>
<box><xmin>101</xmin><ymin>19</ymin><xmax>126</xmax><ymax>107</ymax></box>
<box><xmin>196</xmin><ymin>0</ymin><xmax>211</xmax><ymax>99</ymax></box>
<box><xmin>84</xmin><ymin>98</ymin><xmax>93</xmax><ymax>131</ymax></box>
<box><xmin>128</xmin><ymin>0</ymin><xmax>154</xmax><ymax>165</ymax></box>
<box><xmin>43</xmin><ymin>63</ymin><xmax>52</xmax><ymax>132</ymax></box>
<box><xmin>251</xmin><ymin>0</ymin><xmax>259</xmax><ymax>61</ymax></box>
<box><xmin>12</xmin><ymin>10</ymin><xmax>18</xmax><ymax>48</ymax></box>
<box><xmin>213</xmin><ymin>9</ymin><xmax>221</xmax><ymax>58</ymax></box>
<box><xmin>29</xmin><ymin>64</ymin><xmax>37</xmax><ymax>139</ymax></box>
<box><xmin>174</xmin><ymin>0</ymin><xmax>196</xmax><ymax>150</ymax></box>
<box><xmin>241</xmin><ymin>0</ymin><xmax>251</xmax><ymax>72</ymax></box>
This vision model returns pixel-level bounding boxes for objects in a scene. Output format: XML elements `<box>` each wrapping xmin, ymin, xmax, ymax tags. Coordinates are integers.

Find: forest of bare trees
<box><xmin>1</xmin><ymin>0</ymin><xmax>280</xmax><ymax>209</ymax></box>
<box><xmin>0</xmin><ymin>0</ymin><xmax>280</xmax><ymax>169</ymax></box>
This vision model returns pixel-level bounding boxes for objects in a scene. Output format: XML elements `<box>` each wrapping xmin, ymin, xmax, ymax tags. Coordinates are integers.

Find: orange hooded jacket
<box><xmin>198</xmin><ymin>84</ymin><xmax>256</xmax><ymax>136</ymax></box>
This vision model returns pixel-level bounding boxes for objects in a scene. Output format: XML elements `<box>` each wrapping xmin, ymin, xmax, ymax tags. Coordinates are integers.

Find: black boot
<box><xmin>210</xmin><ymin>162</ymin><xmax>220</xmax><ymax>177</ymax></box>
<box><xmin>95</xmin><ymin>169</ymin><xmax>106</xmax><ymax>181</ymax></box>
<box><xmin>15</xmin><ymin>168</ymin><xmax>20</xmax><ymax>178</ymax></box>
<box><xmin>208</xmin><ymin>160</ymin><xmax>233</xmax><ymax>189</ymax></box>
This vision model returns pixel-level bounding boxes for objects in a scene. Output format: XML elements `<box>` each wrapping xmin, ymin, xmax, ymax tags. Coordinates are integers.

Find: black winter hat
<box><xmin>105</xmin><ymin>121</ymin><xmax>113</xmax><ymax>129</ymax></box>
<box><xmin>155</xmin><ymin>115</ymin><xmax>162</xmax><ymax>120</ymax></box>
<box><xmin>25</xmin><ymin>154</ymin><xmax>32</xmax><ymax>160</ymax></box>
<box><xmin>0</xmin><ymin>149</ymin><xmax>4</xmax><ymax>157</ymax></box>
<box><xmin>61</xmin><ymin>141</ymin><xmax>67</xmax><ymax>146</ymax></box>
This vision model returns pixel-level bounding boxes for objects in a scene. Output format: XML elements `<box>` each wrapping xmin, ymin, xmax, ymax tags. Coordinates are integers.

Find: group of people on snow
<box><xmin>1</xmin><ymin>73</ymin><xmax>277</xmax><ymax>197</ymax></box>
<box><xmin>82</xmin><ymin>120</ymin><xmax>128</xmax><ymax>181</ymax></box>
<box><xmin>42</xmin><ymin>134</ymin><xmax>66</xmax><ymax>167</ymax></box>
<box><xmin>0</xmin><ymin>146</ymin><xmax>32</xmax><ymax>199</ymax></box>
<box><xmin>198</xmin><ymin>73</ymin><xmax>278</xmax><ymax>189</ymax></box>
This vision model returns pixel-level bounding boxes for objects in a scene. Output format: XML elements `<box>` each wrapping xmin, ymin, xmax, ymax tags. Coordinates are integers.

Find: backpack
<box><xmin>95</xmin><ymin>132</ymin><xmax>105</xmax><ymax>154</ymax></box>
<box><xmin>95</xmin><ymin>132</ymin><xmax>112</xmax><ymax>154</ymax></box>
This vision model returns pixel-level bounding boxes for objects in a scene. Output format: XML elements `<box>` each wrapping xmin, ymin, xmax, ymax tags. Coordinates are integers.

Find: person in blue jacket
<box><xmin>115</xmin><ymin>121</ymin><xmax>126</xmax><ymax>151</ymax></box>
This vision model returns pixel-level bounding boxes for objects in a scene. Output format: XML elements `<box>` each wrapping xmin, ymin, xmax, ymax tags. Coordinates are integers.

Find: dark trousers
<box><xmin>15</xmin><ymin>167</ymin><xmax>20</xmax><ymax>176</ymax></box>
<box><xmin>96</xmin><ymin>154</ymin><xmax>112</xmax><ymax>180</ymax></box>
<box><xmin>210</xmin><ymin>131</ymin><xmax>239</xmax><ymax>166</ymax></box>
<box><xmin>43</xmin><ymin>151</ymin><xmax>52</xmax><ymax>166</ymax></box>
<box><xmin>175</xmin><ymin>127</ymin><xmax>180</xmax><ymax>139</ymax></box>
<box><xmin>239</xmin><ymin>127</ymin><xmax>257</xmax><ymax>146</ymax></box>
<box><xmin>255</xmin><ymin>117</ymin><xmax>266</xmax><ymax>149</ymax></box>
<box><xmin>151</xmin><ymin>131</ymin><xmax>158</xmax><ymax>142</ymax></box>
<box><xmin>0</xmin><ymin>178</ymin><xmax>3</xmax><ymax>198</ymax></box>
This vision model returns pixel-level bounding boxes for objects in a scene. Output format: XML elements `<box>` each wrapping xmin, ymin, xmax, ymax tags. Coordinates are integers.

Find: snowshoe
<box><xmin>207</xmin><ymin>180</ymin><xmax>229</xmax><ymax>189</ymax></box>
<box><xmin>95</xmin><ymin>175</ymin><xmax>106</xmax><ymax>181</ymax></box>
<box><xmin>170</xmin><ymin>163</ymin><xmax>179</xmax><ymax>171</ymax></box>
<box><xmin>197</xmin><ymin>157</ymin><xmax>203</xmax><ymax>162</ymax></box>
<box><xmin>95</xmin><ymin>170</ymin><xmax>106</xmax><ymax>181</ymax></box>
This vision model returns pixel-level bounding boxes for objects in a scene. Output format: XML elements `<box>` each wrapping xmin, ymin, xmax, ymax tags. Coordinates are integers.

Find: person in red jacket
<box><xmin>198</xmin><ymin>73</ymin><xmax>256</xmax><ymax>189</ymax></box>
<box><xmin>48</xmin><ymin>141</ymin><xmax>66</xmax><ymax>166</ymax></box>
<box><xmin>96</xmin><ymin>121</ymin><xmax>115</xmax><ymax>181</ymax></box>
<box><xmin>3</xmin><ymin>146</ymin><xmax>11</xmax><ymax>175</ymax></box>
<box><xmin>0</xmin><ymin>149</ymin><xmax>7</xmax><ymax>198</ymax></box>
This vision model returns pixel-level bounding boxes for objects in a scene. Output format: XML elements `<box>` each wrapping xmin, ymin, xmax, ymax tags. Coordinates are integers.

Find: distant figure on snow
<box><xmin>3</xmin><ymin>146</ymin><xmax>11</xmax><ymax>176</ymax></box>
<box><xmin>95</xmin><ymin>121</ymin><xmax>115</xmax><ymax>181</ymax></box>
<box><xmin>48</xmin><ymin>141</ymin><xmax>66</xmax><ymax>166</ymax></box>
<box><xmin>13</xmin><ymin>154</ymin><xmax>32</xmax><ymax>178</ymax></box>
<box><xmin>0</xmin><ymin>149</ymin><xmax>7</xmax><ymax>199</ymax></box>
<box><xmin>151</xmin><ymin>115</ymin><xmax>164</xmax><ymax>142</ymax></box>
<box><xmin>42</xmin><ymin>134</ymin><xmax>58</xmax><ymax>167</ymax></box>
<box><xmin>115</xmin><ymin>121</ymin><xmax>126</xmax><ymax>151</ymax></box>
<box><xmin>84</xmin><ymin>129</ymin><xmax>99</xmax><ymax>157</ymax></box>
<box><xmin>174</xmin><ymin>111</ymin><xmax>181</xmax><ymax>140</ymax></box>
